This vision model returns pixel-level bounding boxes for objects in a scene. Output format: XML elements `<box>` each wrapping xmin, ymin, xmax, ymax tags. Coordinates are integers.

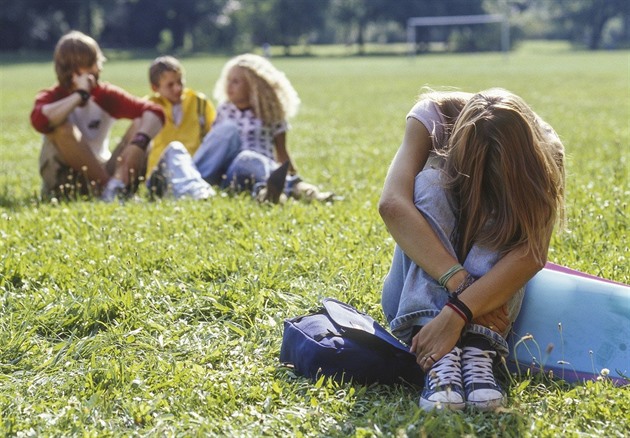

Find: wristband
<box><xmin>444</xmin><ymin>272</ymin><xmax>476</xmax><ymax>324</ymax></box>
<box><xmin>130</xmin><ymin>132</ymin><xmax>151</xmax><ymax>151</ymax></box>
<box><xmin>446</xmin><ymin>296</ymin><xmax>473</xmax><ymax>323</ymax></box>
<box><xmin>445</xmin><ymin>301</ymin><xmax>471</xmax><ymax>324</ymax></box>
<box><xmin>75</xmin><ymin>89</ymin><xmax>90</xmax><ymax>104</ymax></box>
<box><xmin>438</xmin><ymin>263</ymin><xmax>464</xmax><ymax>288</ymax></box>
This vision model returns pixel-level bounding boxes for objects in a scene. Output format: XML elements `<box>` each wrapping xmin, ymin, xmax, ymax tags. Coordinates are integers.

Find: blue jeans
<box><xmin>148</xmin><ymin>141</ymin><xmax>212</xmax><ymax>199</ymax></box>
<box><xmin>225</xmin><ymin>150</ymin><xmax>300</xmax><ymax>195</ymax></box>
<box><xmin>381</xmin><ymin>169</ymin><xmax>524</xmax><ymax>356</ymax></box>
<box><xmin>193</xmin><ymin>121</ymin><xmax>242</xmax><ymax>186</ymax></box>
<box><xmin>193</xmin><ymin>121</ymin><xmax>299</xmax><ymax>195</ymax></box>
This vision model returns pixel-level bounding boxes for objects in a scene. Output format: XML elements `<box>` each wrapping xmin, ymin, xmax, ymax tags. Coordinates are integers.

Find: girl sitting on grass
<box><xmin>379</xmin><ymin>88</ymin><xmax>565</xmax><ymax>411</ymax></box>
<box><xmin>193</xmin><ymin>53</ymin><xmax>334</xmax><ymax>203</ymax></box>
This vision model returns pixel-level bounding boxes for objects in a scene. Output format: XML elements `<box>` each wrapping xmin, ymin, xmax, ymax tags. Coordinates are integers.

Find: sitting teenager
<box><xmin>144</xmin><ymin>55</ymin><xmax>217</xmax><ymax>200</ymax></box>
<box><xmin>30</xmin><ymin>30</ymin><xmax>164</xmax><ymax>201</ymax></box>
<box><xmin>193</xmin><ymin>53</ymin><xmax>334</xmax><ymax>203</ymax></box>
<box><xmin>379</xmin><ymin>88</ymin><xmax>565</xmax><ymax>411</ymax></box>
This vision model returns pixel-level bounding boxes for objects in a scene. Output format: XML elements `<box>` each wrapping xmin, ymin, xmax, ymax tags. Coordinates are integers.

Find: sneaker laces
<box><xmin>426</xmin><ymin>347</ymin><xmax>463</xmax><ymax>390</ymax></box>
<box><xmin>462</xmin><ymin>346</ymin><xmax>497</xmax><ymax>387</ymax></box>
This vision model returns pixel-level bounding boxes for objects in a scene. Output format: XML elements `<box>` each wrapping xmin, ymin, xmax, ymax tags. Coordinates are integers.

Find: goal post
<box><xmin>406</xmin><ymin>14</ymin><xmax>509</xmax><ymax>55</ymax></box>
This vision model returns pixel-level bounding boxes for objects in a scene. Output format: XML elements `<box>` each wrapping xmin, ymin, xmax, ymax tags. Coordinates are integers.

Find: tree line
<box><xmin>2</xmin><ymin>0</ymin><xmax>628</xmax><ymax>54</ymax></box>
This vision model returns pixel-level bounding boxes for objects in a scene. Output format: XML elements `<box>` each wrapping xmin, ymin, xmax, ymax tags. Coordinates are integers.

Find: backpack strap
<box><xmin>322</xmin><ymin>298</ymin><xmax>410</xmax><ymax>353</ymax></box>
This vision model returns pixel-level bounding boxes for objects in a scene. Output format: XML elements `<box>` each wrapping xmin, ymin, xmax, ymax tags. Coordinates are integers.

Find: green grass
<box><xmin>1</xmin><ymin>41</ymin><xmax>629</xmax><ymax>436</ymax></box>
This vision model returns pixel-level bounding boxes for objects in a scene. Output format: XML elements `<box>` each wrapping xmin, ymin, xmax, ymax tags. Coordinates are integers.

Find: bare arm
<box><xmin>459</xmin><ymin>239</ymin><xmax>549</xmax><ymax>318</ymax></box>
<box><xmin>412</xmin><ymin>244</ymin><xmax>546</xmax><ymax>371</ymax></box>
<box><xmin>113</xmin><ymin>110</ymin><xmax>164</xmax><ymax>184</ymax></box>
<box><xmin>41</xmin><ymin>73</ymin><xmax>95</xmax><ymax>128</ymax></box>
<box><xmin>379</xmin><ymin>118</ymin><xmax>461</xmax><ymax>285</ymax></box>
<box><xmin>41</xmin><ymin>93</ymin><xmax>84</xmax><ymax>128</ymax></box>
<box><xmin>382</xmin><ymin>117</ymin><xmax>550</xmax><ymax>370</ymax></box>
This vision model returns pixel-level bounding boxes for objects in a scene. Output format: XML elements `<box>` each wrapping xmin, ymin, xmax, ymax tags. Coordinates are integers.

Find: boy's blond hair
<box><xmin>54</xmin><ymin>31</ymin><xmax>106</xmax><ymax>89</ymax></box>
<box><xmin>214</xmin><ymin>54</ymin><xmax>300</xmax><ymax>125</ymax></box>
<box><xmin>149</xmin><ymin>56</ymin><xmax>184</xmax><ymax>87</ymax></box>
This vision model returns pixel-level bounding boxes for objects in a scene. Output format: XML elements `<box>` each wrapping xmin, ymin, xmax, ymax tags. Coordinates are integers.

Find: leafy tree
<box><xmin>530</xmin><ymin>0</ymin><xmax>628</xmax><ymax>49</ymax></box>
<box><xmin>0</xmin><ymin>0</ymin><xmax>94</xmax><ymax>51</ymax></box>
<box><xmin>162</xmin><ymin>0</ymin><xmax>227</xmax><ymax>51</ymax></box>
<box><xmin>236</xmin><ymin>0</ymin><xmax>328</xmax><ymax>55</ymax></box>
<box><xmin>2</xmin><ymin>0</ymin><xmax>626</xmax><ymax>53</ymax></box>
<box><xmin>329</xmin><ymin>0</ymin><xmax>390</xmax><ymax>54</ymax></box>
<box><xmin>568</xmin><ymin>0</ymin><xmax>627</xmax><ymax>49</ymax></box>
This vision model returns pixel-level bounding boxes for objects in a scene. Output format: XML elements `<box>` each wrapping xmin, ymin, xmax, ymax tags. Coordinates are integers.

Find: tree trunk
<box><xmin>589</xmin><ymin>10</ymin><xmax>607</xmax><ymax>50</ymax></box>
<box><xmin>357</xmin><ymin>21</ymin><xmax>365</xmax><ymax>55</ymax></box>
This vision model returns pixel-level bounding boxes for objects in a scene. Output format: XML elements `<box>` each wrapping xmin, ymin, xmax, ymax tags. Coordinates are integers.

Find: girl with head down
<box><xmin>379</xmin><ymin>88</ymin><xmax>565</xmax><ymax>411</ymax></box>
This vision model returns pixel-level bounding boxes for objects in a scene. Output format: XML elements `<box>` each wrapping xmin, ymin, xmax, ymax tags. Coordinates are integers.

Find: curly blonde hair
<box><xmin>213</xmin><ymin>54</ymin><xmax>300</xmax><ymax>125</ymax></box>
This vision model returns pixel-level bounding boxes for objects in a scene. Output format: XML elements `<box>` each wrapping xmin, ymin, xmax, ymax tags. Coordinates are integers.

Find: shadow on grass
<box><xmin>0</xmin><ymin>194</ymin><xmax>35</xmax><ymax>211</ymax></box>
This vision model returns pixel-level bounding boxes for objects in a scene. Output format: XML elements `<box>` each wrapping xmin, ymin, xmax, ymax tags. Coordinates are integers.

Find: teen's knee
<box><xmin>46</xmin><ymin>120</ymin><xmax>78</xmax><ymax>144</ymax></box>
<box><xmin>413</xmin><ymin>169</ymin><xmax>456</xmax><ymax>234</ymax></box>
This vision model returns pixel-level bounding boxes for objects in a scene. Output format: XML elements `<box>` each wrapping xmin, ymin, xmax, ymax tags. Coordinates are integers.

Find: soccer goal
<box><xmin>406</xmin><ymin>14</ymin><xmax>509</xmax><ymax>55</ymax></box>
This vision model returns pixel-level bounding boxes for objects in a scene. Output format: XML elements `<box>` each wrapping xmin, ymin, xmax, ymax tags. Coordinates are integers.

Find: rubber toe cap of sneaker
<box><xmin>466</xmin><ymin>389</ymin><xmax>505</xmax><ymax>411</ymax></box>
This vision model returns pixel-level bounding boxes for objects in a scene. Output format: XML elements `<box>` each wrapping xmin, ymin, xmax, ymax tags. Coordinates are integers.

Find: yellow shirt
<box><xmin>146</xmin><ymin>88</ymin><xmax>216</xmax><ymax>176</ymax></box>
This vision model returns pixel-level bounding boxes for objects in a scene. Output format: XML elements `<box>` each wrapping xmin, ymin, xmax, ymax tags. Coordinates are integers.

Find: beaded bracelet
<box><xmin>453</xmin><ymin>273</ymin><xmax>477</xmax><ymax>297</ymax></box>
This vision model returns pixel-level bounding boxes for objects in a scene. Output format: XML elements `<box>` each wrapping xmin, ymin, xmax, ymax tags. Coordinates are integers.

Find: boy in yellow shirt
<box><xmin>146</xmin><ymin>56</ymin><xmax>216</xmax><ymax>199</ymax></box>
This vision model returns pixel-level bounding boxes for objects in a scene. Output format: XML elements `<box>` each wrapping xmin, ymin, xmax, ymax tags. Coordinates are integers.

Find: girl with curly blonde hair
<box><xmin>193</xmin><ymin>54</ymin><xmax>332</xmax><ymax>202</ymax></box>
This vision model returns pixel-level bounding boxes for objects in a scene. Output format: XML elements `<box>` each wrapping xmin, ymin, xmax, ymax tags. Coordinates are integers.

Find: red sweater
<box><xmin>31</xmin><ymin>82</ymin><xmax>164</xmax><ymax>134</ymax></box>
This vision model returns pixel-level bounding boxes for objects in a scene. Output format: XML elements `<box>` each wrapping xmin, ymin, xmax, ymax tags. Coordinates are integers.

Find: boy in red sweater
<box><xmin>30</xmin><ymin>30</ymin><xmax>164</xmax><ymax>201</ymax></box>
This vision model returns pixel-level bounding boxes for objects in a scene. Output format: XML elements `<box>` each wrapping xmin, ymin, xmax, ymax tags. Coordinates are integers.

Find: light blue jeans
<box><xmin>149</xmin><ymin>141</ymin><xmax>212</xmax><ymax>199</ymax></box>
<box><xmin>193</xmin><ymin>121</ymin><xmax>242</xmax><ymax>186</ymax></box>
<box><xmin>381</xmin><ymin>169</ymin><xmax>524</xmax><ymax>356</ymax></box>
<box><xmin>193</xmin><ymin>121</ymin><xmax>299</xmax><ymax>195</ymax></box>
<box><xmin>224</xmin><ymin>150</ymin><xmax>301</xmax><ymax>195</ymax></box>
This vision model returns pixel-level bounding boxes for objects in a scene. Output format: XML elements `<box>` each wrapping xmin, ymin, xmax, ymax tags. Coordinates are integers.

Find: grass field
<box><xmin>1</xmin><ymin>41</ymin><xmax>628</xmax><ymax>436</ymax></box>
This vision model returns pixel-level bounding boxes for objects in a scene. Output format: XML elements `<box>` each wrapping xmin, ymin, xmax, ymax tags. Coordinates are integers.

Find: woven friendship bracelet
<box><xmin>438</xmin><ymin>263</ymin><xmax>465</xmax><ymax>288</ymax></box>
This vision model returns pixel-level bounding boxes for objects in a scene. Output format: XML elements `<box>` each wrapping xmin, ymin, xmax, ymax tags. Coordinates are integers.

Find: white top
<box><xmin>407</xmin><ymin>99</ymin><xmax>448</xmax><ymax>169</ymax></box>
<box><xmin>214</xmin><ymin>102</ymin><xmax>287</xmax><ymax>159</ymax></box>
<box><xmin>67</xmin><ymin>99</ymin><xmax>116</xmax><ymax>162</ymax></box>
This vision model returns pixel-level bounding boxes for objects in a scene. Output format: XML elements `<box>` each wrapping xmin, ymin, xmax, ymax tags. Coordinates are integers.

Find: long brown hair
<box><xmin>442</xmin><ymin>89</ymin><xmax>565</xmax><ymax>264</ymax></box>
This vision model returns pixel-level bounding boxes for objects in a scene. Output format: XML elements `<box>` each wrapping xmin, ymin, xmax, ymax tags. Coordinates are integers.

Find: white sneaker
<box><xmin>419</xmin><ymin>347</ymin><xmax>465</xmax><ymax>411</ymax></box>
<box><xmin>462</xmin><ymin>346</ymin><xmax>505</xmax><ymax>411</ymax></box>
<box><xmin>101</xmin><ymin>178</ymin><xmax>126</xmax><ymax>203</ymax></box>
<box><xmin>187</xmin><ymin>183</ymin><xmax>215</xmax><ymax>200</ymax></box>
